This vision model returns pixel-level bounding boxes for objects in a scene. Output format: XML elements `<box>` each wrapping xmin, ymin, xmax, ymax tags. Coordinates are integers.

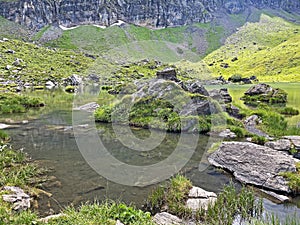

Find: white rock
<box><xmin>153</xmin><ymin>212</ymin><xmax>182</xmax><ymax>225</ymax></box>
<box><xmin>115</xmin><ymin>220</ymin><xmax>125</xmax><ymax>225</ymax></box>
<box><xmin>188</xmin><ymin>186</ymin><xmax>217</xmax><ymax>198</ymax></box>
<box><xmin>186</xmin><ymin>198</ymin><xmax>217</xmax><ymax>211</ymax></box>
<box><xmin>0</xmin><ymin>123</ymin><xmax>11</xmax><ymax>129</ymax></box>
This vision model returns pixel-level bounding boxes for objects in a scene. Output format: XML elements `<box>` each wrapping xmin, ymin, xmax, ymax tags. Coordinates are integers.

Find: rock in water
<box><xmin>208</xmin><ymin>142</ymin><xmax>296</xmax><ymax>193</ymax></box>
<box><xmin>242</xmin><ymin>83</ymin><xmax>287</xmax><ymax>104</ymax></box>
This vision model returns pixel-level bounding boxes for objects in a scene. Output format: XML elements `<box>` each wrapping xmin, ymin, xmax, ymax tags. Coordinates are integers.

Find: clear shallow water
<box><xmin>3</xmin><ymin>87</ymin><xmax>300</xmax><ymax>219</ymax></box>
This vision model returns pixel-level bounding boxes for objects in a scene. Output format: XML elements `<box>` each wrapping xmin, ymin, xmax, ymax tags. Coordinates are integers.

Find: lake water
<box><xmin>3</xmin><ymin>84</ymin><xmax>300</xmax><ymax>219</ymax></box>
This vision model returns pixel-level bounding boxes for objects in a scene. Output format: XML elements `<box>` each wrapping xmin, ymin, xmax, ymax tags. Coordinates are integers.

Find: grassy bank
<box><xmin>0</xmin><ymin>92</ymin><xmax>44</xmax><ymax>114</ymax></box>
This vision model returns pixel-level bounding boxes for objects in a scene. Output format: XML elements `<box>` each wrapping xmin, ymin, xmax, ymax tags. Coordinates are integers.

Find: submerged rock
<box><xmin>208</xmin><ymin>142</ymin><xmax>296</xmax><ymax>193</ymax></box>
<box><xmin>74</xmin><ymin>102</ymin><xmax>100</xmax><ymax>113</ymax></box>
<box><xmin>260</xmin><ymin>190</ymin><xmax>290</xmax><ymax>203</ymax></box>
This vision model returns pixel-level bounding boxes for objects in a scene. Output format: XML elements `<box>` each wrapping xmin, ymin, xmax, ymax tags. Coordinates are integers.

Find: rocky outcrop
<box><xmin>208</xmin><ymin>142</ymin><xmax>297</xmax><ymax>193</ymax></box>
<box><xmin>242</xmin><ymin>83</ymin><xmax>287</xmax><ymax>104</ymax></box>
<box><xmin>0</xmin><ymin>0</ymin><xmax>299</xmax><ymax>30</ymax></box>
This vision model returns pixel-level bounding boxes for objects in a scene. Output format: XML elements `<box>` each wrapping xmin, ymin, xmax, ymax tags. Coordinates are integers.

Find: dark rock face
<box><xmin>209</xmin><ymin>88</ymin><xmax>232</xmax><ymax>104</ymax></box>
<box><xmin>0</xmin><ymin>0</ymin><xmax>299</xmax><ymax>30</ymax></box>
<box><xmin>156</xmin><ymin>68</ymin><xmax>178</xmax><ymax>81</ymax></box>
<box><xmin>208</xmin><ymin>142</ymin><xmax>297</xmax><ymax>193</ymax></box>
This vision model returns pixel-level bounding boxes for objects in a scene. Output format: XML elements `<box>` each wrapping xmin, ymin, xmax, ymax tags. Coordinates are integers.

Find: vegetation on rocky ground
<box><xmin>0</xmin><ymin>38</ymin><xmax>93</xmax><ymax>86</ymax></box>
<box><xmin>145</xmin><ymin>176</ymin><xmax>264</xmax><ymax>224</ymax></box>
<box><xmin>280</xmin><ymin>162</ymin><xmax>300</xmax><ymax>193</ymax></box>
<box><xmin>144</xmin><ymin>175</ymin><xmax>192</xmax><ymax>218</ymax></box>
<box><xmin>0</xmin><ymin>138</ymin><xmax>44</xmax><ymax>225</ymax></box>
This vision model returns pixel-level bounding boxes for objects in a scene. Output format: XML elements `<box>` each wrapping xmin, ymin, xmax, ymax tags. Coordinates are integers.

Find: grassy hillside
<box><xmin>44</xmin><ymin>23</ymin><xmax>226</xmax><ymax>61</ymax></box>
<box><xmin>0</xmin><ymin>39</ymin><xmax>93</xmax><ymax>85</ymax></box>
<box><xmin>203</xmin><ymin>14</ymin><xmax>300</xmax><ymax>82</ymax></box>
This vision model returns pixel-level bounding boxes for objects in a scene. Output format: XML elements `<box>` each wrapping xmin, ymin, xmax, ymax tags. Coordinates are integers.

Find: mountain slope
<box><xmin>203</xmin><ymin>14</ymin><xmax>300</xmax><ymax>82</ymax></box>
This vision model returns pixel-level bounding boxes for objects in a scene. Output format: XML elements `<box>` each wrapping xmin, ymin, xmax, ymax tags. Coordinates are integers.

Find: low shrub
<box><xmin>251</xmin><ymin>135</ymin><xmax>267</xmax><ymax>145</ymax></box>
<box><xmin>144</xmin><ymin>175</ymin><xmax>192</xmax><ymax>218</ymax></box>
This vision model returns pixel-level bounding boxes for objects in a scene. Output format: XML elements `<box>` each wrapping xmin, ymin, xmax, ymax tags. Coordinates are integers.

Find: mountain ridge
<box><xmin>0</xmin><ymin>0</ymin><xmax>299</xmax><ymax>30</ymax></box>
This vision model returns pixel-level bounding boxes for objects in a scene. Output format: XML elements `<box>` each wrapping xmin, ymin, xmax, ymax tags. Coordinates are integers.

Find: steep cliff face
<box><xmin>0</xmin><ymin>0</ymin><xmax>299</xmax><ymax>30</ymax></box>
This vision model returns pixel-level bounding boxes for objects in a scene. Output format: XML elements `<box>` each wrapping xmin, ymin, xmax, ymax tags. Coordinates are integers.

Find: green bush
<box><xmin>94</xmin><ymin>105</ymin><xmax>113</xmax><ymax>122</ymax></box>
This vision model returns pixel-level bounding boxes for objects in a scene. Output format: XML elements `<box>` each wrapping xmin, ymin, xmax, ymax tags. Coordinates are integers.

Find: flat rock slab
<box><xmin>153</xmin><ymin>212</ymin><xmax>182</xmax><ymax>225</ymax></box>
<box><xmin>208</xmin><ymin>142</ymin><xmax>296</xmax><ymax>193</ymax></box>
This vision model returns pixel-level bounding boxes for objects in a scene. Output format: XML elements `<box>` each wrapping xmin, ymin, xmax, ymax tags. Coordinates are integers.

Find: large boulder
<box><xmin>242</xmin><ymin>83</ymin><xmax>287</xmax><ymax>104</ymax></box>
<box><xmin>208</xmin><ymin>142</ymin><xmax>296</xmax><ymax>193</ymax></box>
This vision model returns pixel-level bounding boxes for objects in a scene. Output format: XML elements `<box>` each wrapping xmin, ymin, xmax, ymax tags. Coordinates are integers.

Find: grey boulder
<box><xmin>208</xmin><ymin>142</ymin><xmax>296</xmax><ymax>193</ymax></box>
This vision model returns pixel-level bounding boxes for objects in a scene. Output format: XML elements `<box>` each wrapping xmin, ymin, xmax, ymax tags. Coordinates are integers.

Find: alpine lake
<box><xmin>2</xmin><ymin>82</ymin><xmax>300</xmax><ymax>219</ymax></box>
